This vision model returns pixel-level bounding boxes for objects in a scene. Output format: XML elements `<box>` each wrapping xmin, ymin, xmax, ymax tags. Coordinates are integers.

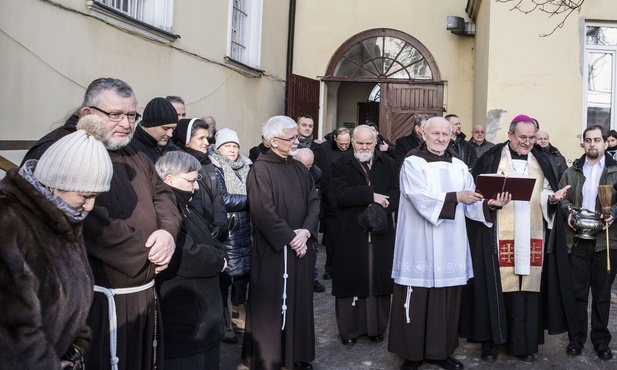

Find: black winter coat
<box><xmin>0</xmin><ymin>168</ymin><xmax>93</xmax><ymax>369</ymax></box>
<box><xmin>213</xmin><ymin>165</ymin><xmax>253</xmax><ymax>278</ymax></box>
<box><xmin>176</xmin><ymin>145</ymin><xmax>228</xmax><ymax>234</ymax></box>
<box><xmin>156</xmin><ymin>187</ymin><xmax>227</xmax><ymax>357</ymax></box>
<box><xmin>330</xmin><ymin>150</ymin><xmax>399</xmax><ymax>297</ymax></box>
<box><xmin>449</xmin><ymin>132</ymin><xmax>477</xmax><ymax>169</ymax></box>
<box><xmin>315</xmin><ymin>138</ymin><xmax>351</xmax><ymax>217</ymax></box>
<box><xmin>129</xmin><ymin>124</ymin><xmax>177</xmax><ymax>163</ymax></box>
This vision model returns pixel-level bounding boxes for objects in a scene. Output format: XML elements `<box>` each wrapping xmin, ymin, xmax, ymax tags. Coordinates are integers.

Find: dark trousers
<box><xmin>568</xmin><ymin>239</ymin><xmax>617</xmax><ymax>347</ymax></box>
<box><xmin>322</xmin><ymin>215</ymin><xmax>336</xmax><ymax>274</ymax></box>
<box><xmin>220</xmin><ymin>272</ymin><xmax>249</xmax><ymax>307</ymax></box>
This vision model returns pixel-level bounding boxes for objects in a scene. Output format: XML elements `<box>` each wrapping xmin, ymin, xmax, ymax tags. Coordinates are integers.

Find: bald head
<box><xmin>536</xmin><ymin>129</ymin><xmax>549</xmax><ymax>148</ymax></box>
<box><xmin>423</xmin><ymin>117</ymin><xmax>452</xmax><ymax>156</ymax></box>
<box><xmin>294</xmin><ymin>148</ymin><xmax>314</xmax><ymax>169</ymax></box>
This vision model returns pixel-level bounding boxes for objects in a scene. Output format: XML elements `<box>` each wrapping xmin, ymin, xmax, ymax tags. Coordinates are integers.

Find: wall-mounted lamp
<box><xmin>447</xmin><ymin>16</ymin><xmax>475</xmax><ymax>36</ymax></box>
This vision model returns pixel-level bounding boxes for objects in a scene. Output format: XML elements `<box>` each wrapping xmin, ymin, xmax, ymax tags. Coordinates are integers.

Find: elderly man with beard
<box><xmin>23</xmin><ymin>78</ymin><xmax>181</xmax><ymax>370</ymax></box>
<box><xmin>330</xmin><ymin>125</ymin><xmax>399</xmax><ymax>346</ymax></box>
<box><xmin>388</xmin><ymin>117</ymin><xmax>510</xmax><ymax>370</ymax></box>
<box><xmin>559</xmin><ymin>125</ymin><xmax>617</xmax><ymax>360</ymax></box>
<box><xmin>242</xmin><ymin>116</ymin><xmax>320</xmax><ymax>370</ymax></box>
<box><xmin>460</xmin><ymin>115</ymin><xmax>570</xmax><ymax>364</ymax></box>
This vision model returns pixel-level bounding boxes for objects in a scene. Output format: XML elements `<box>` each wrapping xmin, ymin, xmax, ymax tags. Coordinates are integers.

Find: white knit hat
<box><xmin>35</xmin><ymin>115</ymin><xmax>113</xmax><ymax>192</ymax></box>
<box><xmin>215</xmin><ymin>128</ymin><xmax>240</xmax><ymax>149</ymax></box>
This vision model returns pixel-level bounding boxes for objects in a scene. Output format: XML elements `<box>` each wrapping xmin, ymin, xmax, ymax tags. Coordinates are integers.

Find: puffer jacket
<box><xmin>212</xmin><ymin>161</ymin><xmax>254</xmax><ymax>277</ymax></box>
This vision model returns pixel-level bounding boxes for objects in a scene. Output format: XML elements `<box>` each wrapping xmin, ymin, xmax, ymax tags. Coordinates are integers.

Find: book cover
<box><xmin>475</xmin><ymin>174</ymin><xmax>536</xmax><ymax>201</ymax></box>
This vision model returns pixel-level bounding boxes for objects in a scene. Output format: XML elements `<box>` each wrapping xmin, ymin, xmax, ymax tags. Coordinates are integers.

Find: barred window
<box><xmin>95</xmin><ymin>0</ymin><xmax>174</xmax><ymax>32</ymax></box>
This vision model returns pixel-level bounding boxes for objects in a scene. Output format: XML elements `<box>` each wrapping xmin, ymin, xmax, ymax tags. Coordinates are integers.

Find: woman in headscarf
<box><xmin>209</xmin><ymin>128</ymin><xmax>254</xmax><ymax>342</ymax></box>
<box><xmin>172</xmin><ymin>118</ymin><xmax>228</xmax><ymax>241</ymax></box>
<box><xmin>0</xmin><ymin>115</ymin><xmax>113</xmax><ymax>370</ymax></box>
<box><xmin>155</xmin><ymin>151</ymin><xmax>228</xmax><ymax>370</ymax></box>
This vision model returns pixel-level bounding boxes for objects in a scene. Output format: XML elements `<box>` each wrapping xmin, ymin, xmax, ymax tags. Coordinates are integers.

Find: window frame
<box><xmin>583</xmin><ymin>22</ymin><xmax>617</xmax><ymax>134</ymax></box>
<box><xmin>226</xmin><ymin>0</ymin><xmax>263</xmax><ymax>70</ymax></box>
<box><xmin>87</xmin><ymin>0</ymin><xmax>179</xmax><ymax>43</ymax></box>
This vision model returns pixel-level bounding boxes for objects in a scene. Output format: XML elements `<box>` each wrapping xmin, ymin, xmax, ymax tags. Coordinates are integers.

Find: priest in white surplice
<box><xmin>388</xmin><ymin>117</ymin><xmax>511</xmax><ymax>370</ymax></box>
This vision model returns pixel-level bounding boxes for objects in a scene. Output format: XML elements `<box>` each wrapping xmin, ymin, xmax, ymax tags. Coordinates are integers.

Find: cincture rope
<box><xmin>404</xmin><ymin>286</ymin><xmax>413</xmax><ymax>323</ymax></box>
<box><xmin>94</xmin><ymin>280</ymin><xmax>156</xmax><ymax>370</ymax></box>
<box><xmin>281</xmin><ymin>245</ymin><xmax>289</xmax><ymax>330</ymax></box>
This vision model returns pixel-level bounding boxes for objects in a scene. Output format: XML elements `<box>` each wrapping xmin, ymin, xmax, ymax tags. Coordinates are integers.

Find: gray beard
<box><xmin>104</xmin><ymin>133</ymin><xmax>133</xmax><ymax>151</ymax></box>
<box><xmin>354</xmin><ymin>151</ymin><xmax>373</xmax><ymax>162</ymax></box>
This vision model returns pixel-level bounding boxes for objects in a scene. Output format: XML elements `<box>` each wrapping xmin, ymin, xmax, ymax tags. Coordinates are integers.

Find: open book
<box><xmin>475</xmin><ymin>173</ymin><xmax>536</xmax><ymax>201</ymax></box>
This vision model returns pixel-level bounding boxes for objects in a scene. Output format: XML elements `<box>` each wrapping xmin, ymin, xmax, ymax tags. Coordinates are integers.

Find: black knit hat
<box><xmin>141</xmin><ymin>97</ymin><xmax>179</xmax><ymax>127</ymax></box>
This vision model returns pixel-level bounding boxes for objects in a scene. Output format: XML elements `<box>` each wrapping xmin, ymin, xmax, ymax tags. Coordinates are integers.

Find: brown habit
<box><xmin>83</xmin><ymin>146</ymin><xmax>181</xmax><ymax>370</ymax></box>
<box><xmin>242</xmin><ymin>151</ymin><xmax>320</xmax><ymax>369</ymax></box>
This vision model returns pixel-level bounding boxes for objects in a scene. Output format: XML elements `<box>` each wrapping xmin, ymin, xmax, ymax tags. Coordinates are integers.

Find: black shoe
<box><xmin>400</xmin><ymin>359</ymin><xmax>423</xmax><ymax>370</ymax></box>
<box><xmin>425</xmin><ymin>356</ymin><xmax>464</xmax><ymax>370</ymax></box>
<box><xmin>313</xmin><ymin>280</ymin><xmax>326</xmax><ymax>292</ymax></box>
<box><xmin>516</xmin><ymin>354</ymin><xmax>536</xmax><ymax>362</ymax></box>
<box><xmin>481</xmin><ymin>345</ymin><xmax>498</xmax><ymax>363</ymax></box>
<box><xmin>322</xmin><ymin>271</ymin><xmax>332</xmax><ymax>280</ymax></box>
<box><xmin>369</xmin><ymin>334</ymin><xmax>384</xmax><ymax>342</ymax></box>
<box><xmin>566</xmin><ymin>341</ymin><xmax>583</xmax><ymax>356</ymax></box>
<box><xmin>341</xmin><ymin>338</ymin><xmax>356</xmax><ymax>346</ymax></box>
<box><xmin>595</xmin><ymin>344</ymin><xmax>613</xmax><ymax>360</ymax></box>
<box><xmin>293</xmin><ymin>361</ymin><xmax>313</xmax><ymax>370</ymax></box>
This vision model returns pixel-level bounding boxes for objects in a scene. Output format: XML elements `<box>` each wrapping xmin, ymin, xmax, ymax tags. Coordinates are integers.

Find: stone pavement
<box><xmin>220</xmin><ymin>243</ymin><xmax>617</xmax><ymax>370</ymax></box>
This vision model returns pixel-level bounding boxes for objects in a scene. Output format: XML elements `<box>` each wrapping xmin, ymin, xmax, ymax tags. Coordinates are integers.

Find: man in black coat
<box><xmin>446</xmin><ymin>114</ymin><xmax>477</xmax><ymax>169</ymax></box>
<box><xmin>331</xmin><ymin>125</ymin><xmax>399</xmax><ymax>346</ymax></box>
<box><xmin>130</xmin><ymin>97</ymin><xmax>178</xmax><ymax>163</ymax></box>
<box><xmin>394</xmin><ymin>114</ymin><xmax>427</xmax><ymax>168</ymax></box>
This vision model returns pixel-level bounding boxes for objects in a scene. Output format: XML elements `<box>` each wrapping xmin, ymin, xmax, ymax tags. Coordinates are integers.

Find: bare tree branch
<box><xmin>496</xmin><ymin>0</ymin><xmax>585</xmax><ymax>36</ymax></box>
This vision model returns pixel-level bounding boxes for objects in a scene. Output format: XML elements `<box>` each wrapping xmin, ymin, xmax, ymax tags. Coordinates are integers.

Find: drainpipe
<box><xmin>284</xmin><ymin>0</ymin><xmax>297</xmax><ymax>115</ymax></box>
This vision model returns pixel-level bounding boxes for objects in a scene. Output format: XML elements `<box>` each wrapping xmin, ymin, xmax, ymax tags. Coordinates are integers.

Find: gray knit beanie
<box><xmin>35</xmin><ymin>115</ymin><xmax>113</xmax><ymax>192</ymax></box>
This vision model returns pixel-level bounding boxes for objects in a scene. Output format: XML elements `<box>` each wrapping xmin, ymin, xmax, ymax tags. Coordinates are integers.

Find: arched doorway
<box><xmin>323</xmin><ymin>28</ymin><xmax>444</xmax><ymax>141</ymax></box>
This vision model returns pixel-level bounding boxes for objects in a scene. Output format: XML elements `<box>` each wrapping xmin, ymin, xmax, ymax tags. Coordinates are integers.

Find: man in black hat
<box><xmin>130</xmin><ymin>97</ymin><xmax>179</xmax><ymax>163</ymax></box>
<box><xmin>330</xmin><ymin>125</ymin><xmax>399</xmax><ymax>346</ymax></box>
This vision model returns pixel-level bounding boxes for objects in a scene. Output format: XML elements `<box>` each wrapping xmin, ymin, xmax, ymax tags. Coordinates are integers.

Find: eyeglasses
<box><xmin>274</xmin><ymin>135</ymin><xmax>300</xmax><ymax>142</ymax></box>
<box><xmin>177</xmin><ymin>174</ymin><xmax>202</xmax><ymax>184</ymax></box>
<box><xmin>514</xmin><ymin>135</ymin><xmax>535</xmax><ymax>144</ymax></box>
<box><xmin>473</xmin><ymin>131</ymin><xmax>485</xmax><ymax>134</ymax></box>
<box><xmin>90</xmin><ymin>106</ymin><xmax>141</xmax><ymax>123</ymax></box>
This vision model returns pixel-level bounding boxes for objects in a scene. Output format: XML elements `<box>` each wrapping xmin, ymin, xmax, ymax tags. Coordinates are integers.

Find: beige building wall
<box><xmin>0</xmin><ymin>0</ymin><xmax>289</xmax><ymax>169</ymax></box>
<box><xmin>474</xmin><ymin>0</ymin><xmax>617</xmax><ymax>163</ymax></box>
<box><xmin>293</xmin><ymin>0</ymin><xmax>475</xmax><ymax>138</ymax></box>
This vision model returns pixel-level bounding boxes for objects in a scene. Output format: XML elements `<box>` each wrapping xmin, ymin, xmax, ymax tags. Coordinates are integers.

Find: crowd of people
<box><xmin>1</xmin><ymin>76</ymin><xmax>616</xmax><ymax>370</ymax></box>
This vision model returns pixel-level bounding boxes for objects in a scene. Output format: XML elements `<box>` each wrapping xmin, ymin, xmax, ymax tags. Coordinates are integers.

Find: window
<box><xmin>88</xmin><ymin>0</ymin><xmax>177</xmax><ymax>43</ymax></box>
<box><xmin>584</xmin><ymin>24</ymin><xmax>617</xmax><ymax>132</ymax></box>
<box><xmin>228</xmin><ymin>0</ymin><xmax>263</xmax><ymax>69</ymax></box>
<box><xmin>332</xmin><ymin>36</ymin><xmax>433</xmax><ymax>80</ymax></box>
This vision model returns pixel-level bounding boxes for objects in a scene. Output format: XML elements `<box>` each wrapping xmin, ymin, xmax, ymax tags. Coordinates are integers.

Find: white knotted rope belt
<box><xmin>94</xmin><ymin>280</ymin><xmax>156</xmax><ymax>370</ymax></box>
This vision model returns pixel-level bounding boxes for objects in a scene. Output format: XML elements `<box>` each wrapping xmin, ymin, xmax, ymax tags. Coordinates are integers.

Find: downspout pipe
<box><xmin>284</xmin><ymin>0</ymin><xmax>297</xmax><ymax>115</ymax></box>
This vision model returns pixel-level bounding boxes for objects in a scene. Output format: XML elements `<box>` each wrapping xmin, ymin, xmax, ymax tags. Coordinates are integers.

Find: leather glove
<box><xmin>211</xmin><ymin>224</ymin><xmax>227</xmax><ymax>241</ymax></box>
<box><xmin>60</xmin><ymin>344</ymin><xmax>84</xmax><ymax>370</ymax></box>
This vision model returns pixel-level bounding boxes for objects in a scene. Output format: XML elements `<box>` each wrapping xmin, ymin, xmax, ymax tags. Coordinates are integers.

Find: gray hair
<box><xmin>262</xmin><ymin>115</ymin><xmax>297</xmax><ymax>142</ymax></box>
<box><xmin>424</xmin><ymin>117</ymin><xmax>452</xmax><ymax>135</ymax></box>
<box><xmin>81</xmin><ymin>78</ymin><xmax>136</xmax><ymax>108</ymax></box>
<box><xmin>508</xmin><ymin>120</ymin><xmax>535</xmax><ymax>134</ymax></box>
<box><xmin>352</xmin><ymin>124</ymin><xmax>377</xmax><ymax>140</ymax></box>
<box><xmin>155</xmin><ymin>151</ymin><xmax>201</xmax><ymax>179</ymax></box>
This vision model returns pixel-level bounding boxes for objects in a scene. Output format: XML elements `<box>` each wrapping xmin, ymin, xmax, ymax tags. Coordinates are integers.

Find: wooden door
<box><xmin>287</xmin><ymin>74</ymin><xmax>320</xmax><ymax>136</ymax></box>
<box><xmin>379</xmin><ymin>83</ymin><xmax>445</xmax><ymax>141</ymax></box>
